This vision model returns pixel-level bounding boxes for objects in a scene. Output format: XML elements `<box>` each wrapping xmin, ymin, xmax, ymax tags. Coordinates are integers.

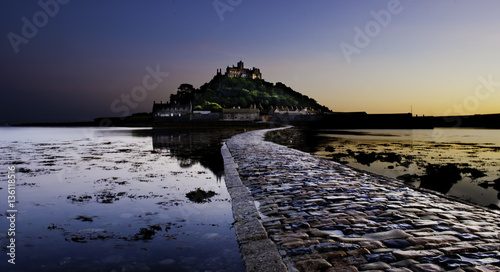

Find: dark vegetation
<box><xmin>168</xmin><ymin>76</ymin><xmax>331</xmax><ymax>113</ymax></box>
<box><xmin>353</xmin><ymin>152</ymin><xmax>402</xmax><ymax>166</ymax></box>
<box><xmin>185</xmin><ymin>188</ymin><xmax>217</xmax><ymax>203</ymax></box>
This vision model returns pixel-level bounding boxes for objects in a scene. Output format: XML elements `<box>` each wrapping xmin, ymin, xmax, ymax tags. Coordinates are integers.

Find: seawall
<box><xmin>223</xmin><ymin>128</ymin><xmax>500</xmax><ymax>272</ymax></box>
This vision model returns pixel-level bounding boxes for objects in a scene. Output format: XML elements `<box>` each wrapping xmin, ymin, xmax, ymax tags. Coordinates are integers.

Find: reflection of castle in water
<box><xmin>152</xmin><ymin>128</ymin><xmax>227</xmax><ymax>179</ymax></box>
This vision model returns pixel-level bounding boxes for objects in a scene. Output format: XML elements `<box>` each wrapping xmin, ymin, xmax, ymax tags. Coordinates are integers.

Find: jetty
<box><xmin>222</xmin><ymin>128</ymin><xmax>500</xmax><ymax>272</ymax></box>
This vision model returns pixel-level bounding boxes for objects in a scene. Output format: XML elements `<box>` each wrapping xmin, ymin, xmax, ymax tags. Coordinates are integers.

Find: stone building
<box><xmin>217</xmin><ymin>61</ymin><xmax>262</xmax><ymax>79</ymax></box>
<box><xmin>152</xmin><ymin>102</ymin><xmax>191</xmax><ymax>122</ymax></box>
<box><xmin>223</xmin><ymin>108</ymin><xmax>260</xmax><ymax>121</ymax></box>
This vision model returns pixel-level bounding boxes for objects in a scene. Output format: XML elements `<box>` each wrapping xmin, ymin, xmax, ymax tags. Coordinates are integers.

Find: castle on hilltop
<box><xmin>217</xmin><ymin>61</ymin><xmax>262</xmax><ymax>79</ymax></box>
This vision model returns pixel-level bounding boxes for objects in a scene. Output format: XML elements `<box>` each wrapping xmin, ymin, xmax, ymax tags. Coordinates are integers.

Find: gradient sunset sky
<box><xmin>1</xmin><ymin>0</ymin><xmax>500</xmax><ymax>124</ymax></box>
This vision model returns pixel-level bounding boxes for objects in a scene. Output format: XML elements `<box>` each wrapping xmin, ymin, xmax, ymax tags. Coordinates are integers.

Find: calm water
<box><xmin>312</xmin><ymin>128</ymin><xmax>500</xmax><ymax>208</ymax></box>
<box><xmin>0</xmin><ymin>127</ymin><xmax>245</xmax><ymax>272</ymax></box>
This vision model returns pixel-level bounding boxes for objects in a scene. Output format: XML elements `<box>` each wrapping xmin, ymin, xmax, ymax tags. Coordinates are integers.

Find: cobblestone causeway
<box><xmin>224</xmin><ymin>128</ymin><xmax>500</xmax><ymax>272</ymax></box>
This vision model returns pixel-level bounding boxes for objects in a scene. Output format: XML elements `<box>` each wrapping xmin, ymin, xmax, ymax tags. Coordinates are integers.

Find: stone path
<box><xmin>223</xmin><ymin>128</ymin><xmax>500</xmax><ymax>272</ymax></box>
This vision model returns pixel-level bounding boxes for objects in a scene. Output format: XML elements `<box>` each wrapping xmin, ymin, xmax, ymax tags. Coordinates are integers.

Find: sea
<box><xmin>1</xmin><ymin>126</ymin><xmax>499</xmax><ymax>271</ymax></box>
<box><xmin>308</xmin><ymin>128</ymin><xmax>500</xmax><ymax>208</ymax></box>
<box><xmin>0</xmin><ymin>127</ymin><xmax>246</xmax><ymax>272</ymax></box>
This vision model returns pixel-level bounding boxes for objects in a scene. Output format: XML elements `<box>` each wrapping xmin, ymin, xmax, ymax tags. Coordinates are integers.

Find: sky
<box><xmin>1</xmin><ymin>0</ymin><xmax>500</xmax><ymax>124</ymax></box>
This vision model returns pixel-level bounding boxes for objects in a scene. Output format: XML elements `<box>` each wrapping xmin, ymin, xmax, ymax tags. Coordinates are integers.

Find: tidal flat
<box><xmin>266</xmin><ymin>128</ymin><xmax>500</xmax><ymax>208</ymax></box>
<box><xmin>0</xmin><ymin>126</ymin><xmax>258</xmax><ymax>272</ymax></box>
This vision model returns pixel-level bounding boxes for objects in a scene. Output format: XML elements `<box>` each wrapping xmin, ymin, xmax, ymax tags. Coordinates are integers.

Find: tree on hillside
<box><xmin>163</xmin><ymin>76</ymin><xmax>331</xmax><ymax>113</ymax></box>
<box><xmin>170</xmin><ymin>84</ymin><xmax>195</xmax><ymax>105</ymax></box>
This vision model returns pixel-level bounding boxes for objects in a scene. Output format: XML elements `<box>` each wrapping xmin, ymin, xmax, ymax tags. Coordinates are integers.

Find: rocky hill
<box><xmin>167</xmin><ymin>75</ymin><xmax>331</xmax><ymax>113</ymax></box>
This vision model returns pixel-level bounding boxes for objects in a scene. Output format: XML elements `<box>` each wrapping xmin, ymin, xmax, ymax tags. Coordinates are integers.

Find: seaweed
<box><xmin>186</xmin><ymin>188</ymin><xmax>216</xmax><ymax>203</ymax></box>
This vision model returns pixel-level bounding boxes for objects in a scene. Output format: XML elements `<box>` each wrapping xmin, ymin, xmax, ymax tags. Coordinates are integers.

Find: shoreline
<box><xmin>222</xmin><ymin>135</ymin><xmax>289</xmax><ymax>272</ymax></box>
<box><xmin>264</xmin><ymin>127</ymin><xmax>500</xmax><ymax>209</ymax></box>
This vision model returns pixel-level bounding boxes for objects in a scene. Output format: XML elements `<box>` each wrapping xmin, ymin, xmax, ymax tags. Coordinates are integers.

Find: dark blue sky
<box><xmin>2</xmin><ymin>1</ymin><xmax>500</xmax><ymax>124</ymax></box>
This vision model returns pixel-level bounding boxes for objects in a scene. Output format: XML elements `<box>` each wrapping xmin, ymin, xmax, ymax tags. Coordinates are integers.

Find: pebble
<box><xmin>225</xmin><ymin>129</ymin><xmax>500</xmax><ymax>272</ymax></box>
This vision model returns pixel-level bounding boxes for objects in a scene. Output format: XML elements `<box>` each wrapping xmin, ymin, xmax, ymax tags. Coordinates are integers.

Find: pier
<box><xmin>223</xmin><ymin>128</ymin><xmax>500</xmax><ymax>272</ymax></box>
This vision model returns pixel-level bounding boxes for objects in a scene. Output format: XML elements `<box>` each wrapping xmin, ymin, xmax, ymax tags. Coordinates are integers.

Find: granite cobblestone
<box><xmin>224</xmin><ymin>128</ymin><xmax>500</xmax><ymax>272</ymax></box>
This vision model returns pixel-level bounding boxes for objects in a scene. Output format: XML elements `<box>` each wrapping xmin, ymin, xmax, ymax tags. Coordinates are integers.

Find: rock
<box><xmin>282</xmin><ymin>239</ymin><xmax>319</xmax><ymax>250</ymax></box>
<box><xmin>364</xmin><ymin>229</ymin><xmax>411</xmax><ymax>241</ymax></box>
<box><xmin>387</xmin><ymin>268</ymin><xmax>413</xmax><ymax>272</ymax></box>
<box><xmin>393</xmin><ymin>249</ymin><xmax>442</xmax><ymax>260</ymax></box>
<box><xmin>476</xmin><ymin>232</ymin><xmax>500</xmax><ymax>239</ymax></box>
<box><xmin>318</xmin><ymin>251</ymin><xmax>348</xmax><ymax>261</ymax></box>
<box><xmin>467</xmin><ymin>265</ymin><xmax>500</xmax><ymax>271</ymax></box>
<box><xmin>292</xmin><ymin>222</ymin><xmax>311</xmax><ymax>230</ymax></box>
<box><xmin>383</xmin><ymin>239</ymin><xmax>412</xmax><ymax>248</ymax></box>
<box><xmin>360</xmin><ymin>261</ymin><xmax>391</xmax><ymax>270</ymax></box>
<box><xmin>419</xmin><ymin>254</ymin><xmax>476</xmax><ymax>270</ymax></box>
<box><xmin>295</xmin><ymin>258</ymin><xmax>332</xmax><ymax>271</ymax></box>
<box><xmin>314</xmin><ymin>243</ymin><xmax>354</xmax><ymax>253</ymax></box>
<box><xmin>439</xmin><ymin>245</ymin><xmax>478</xmax><ymax>254</ymax></box>
<box><xmin>309</xmin><ymin>229</ymin><xmax>331</xmax><ymax>237</ymax></box>
<box><xmin>411</xmin><ymin>263</ymin><xmax>445</xmax><ymax>272</ymax></box>
<box><xmin>271</xmin><ymin>232</ymin><xmax>309</xmax><ymax>241</ymax></box>
<box><xmin>329</xmin><ymin>255</ymin><xmax>367</xmax><ymax>267</ymax></box>
<box><xmin>325</xmin><ymin>265</ymin><xmax>359</xmax><ymax>272</ymax></box>
<box><xmin>364</xmin><ymin>253</ymin><xmax>397</xmax><ymax>263</ymax></box>
<box><xmin>391</xmin><ymin>259</ymin><xmax>419</xmax><ymax>267</ymax></box>
<box><xmin>407</xmin><ymin>235</ymin><xmax>460</xmax><ymax>245</ymax></box>
<box><xmin>287</xmin><ymin>246</ymin><xmax>312</xmax><ymax>257</ymax></box>
<box><xmin>412</xmin><ymin>220</ymin><xmax>439</xmax><ymax>228</ymax></box>
<box><xmin>455</xmin><ymin>233</ymin><xmax>480</xmax><ymax>241</ymax></box>
<box><xmin>346</xmin><ymin>248</ymin><xmax>370</xmax><ymax>256</ymax></box>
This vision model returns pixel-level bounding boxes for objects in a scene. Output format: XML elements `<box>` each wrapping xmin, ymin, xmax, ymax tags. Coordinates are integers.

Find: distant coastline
<box><xmin>9</xmin><ymin>112</ymin><xmax>500</xmax><ymax>129</ymax></box>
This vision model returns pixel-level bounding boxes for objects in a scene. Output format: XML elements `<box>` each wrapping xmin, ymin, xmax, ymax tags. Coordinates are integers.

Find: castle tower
<box><xmin>237</xmin><ymin>61</ymin><xmax>244</xmax><ymax>70</ymax></box>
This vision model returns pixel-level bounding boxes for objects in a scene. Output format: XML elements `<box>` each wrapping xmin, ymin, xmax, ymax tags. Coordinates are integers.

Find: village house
<box><xmin>152</xmin><ymin>102</ymin><xmax>191</xmax><ymax>122</ymax></box>
<box><xmin>222</xmin><ymin>107</ymin><xmax>260</xmax><ymax>121</ymax></box>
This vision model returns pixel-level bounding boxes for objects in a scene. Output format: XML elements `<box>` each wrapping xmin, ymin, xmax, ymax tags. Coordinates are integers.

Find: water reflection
<box><xmin>266</xmin><ymin>128</ymin><xmax>500</xmax><ymax>208</ymax></box>
<box><xmin>152</xmin><ymin>128</ymin><xmax>229</xmax><ymax>178</ymax></box>
<box><xmin>98</xmin><ymin>127</ymin><xmax>249</xmax><ymax>178</ymax></box>
<box><xmin>0</xmin><ymin>127</ymin><xmax>248</xmax><ymax>272</ymax></box>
